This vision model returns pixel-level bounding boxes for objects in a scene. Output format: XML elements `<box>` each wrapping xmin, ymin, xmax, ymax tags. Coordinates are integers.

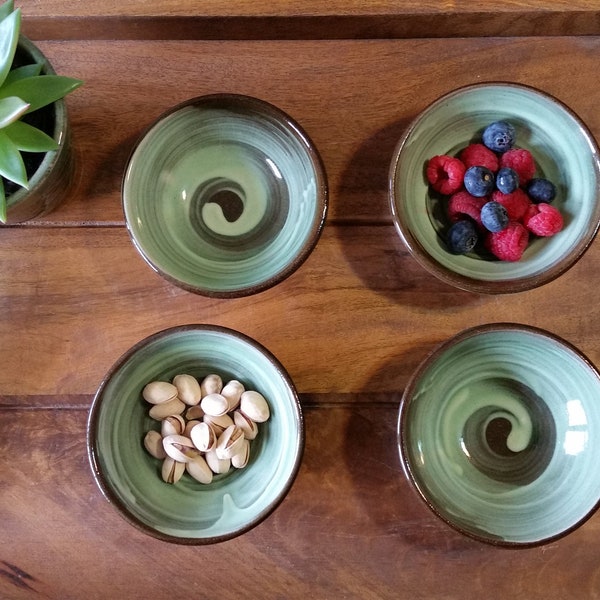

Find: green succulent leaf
<box><xmin>4</xmin><ymin>63</ymin><xmax>43</xmax><ymax>85</ymax></box>
<box><xmin>0</xmin><ymin>6</ymin><xmax>20</xmax><ymax>89</ymax></box>
<box><xmin>0</xmin><ymin>1</ymin><xmax>15</xmax><ymax>21</ymax></box>
<box><xmin>0</xmin><ymin>177</ymin><xmax>6</xmax><ymax>224</ymax></box>
<box><xmin>0</xmin><ymin>95</ymin><xmax>29</xmax><ymax>128</ymax></box>
<box><xmin>4</xmin><ymin>120</ymin><xmax>58</xmax><ymax>152</ymax></box>
<box><xmin>0</xmin><ymin>129</ymin><xmax>28</xmax><ymax>188</ymax></box>
<box><xmin>0</xmin><ymin>75</ymin><xmax>83</xmax><ymax>113</ymax></box>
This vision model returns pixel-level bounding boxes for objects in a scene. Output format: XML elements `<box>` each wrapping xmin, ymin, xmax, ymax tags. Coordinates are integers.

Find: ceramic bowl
<box><xmin>398</xmin><ymin>323</ymin><xmax>600</xmax><ymax>546</ymax></box>
<box><xmin>87</xmin><ymin>324</ymin><xmax>304</xmax><ymax>544</ymax></box>
<box><xmin>122</xmin><ymin>94</ymin><xmax>328</xmax><ymax>297</ymax></box>
<box><xmin>389</xmin><ymin>82</ymin><xmax>600</xmax><ymax>293</ymax></box>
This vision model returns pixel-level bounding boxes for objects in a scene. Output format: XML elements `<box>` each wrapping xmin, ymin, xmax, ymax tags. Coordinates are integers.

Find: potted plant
<box><xmin>0</xmin><ymin>0</ymin><xmax>82</xmax><ymax>223</ymax></box>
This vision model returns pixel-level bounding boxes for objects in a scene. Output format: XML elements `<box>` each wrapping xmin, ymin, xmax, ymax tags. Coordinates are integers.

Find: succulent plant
<box><xmin>0</xmin><ymin>0</ymin><xmax>82</xmax><ymax>222</ymax></box>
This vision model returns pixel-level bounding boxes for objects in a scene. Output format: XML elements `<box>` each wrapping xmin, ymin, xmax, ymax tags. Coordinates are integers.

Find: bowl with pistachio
<box><xmin>87</xmin><ymin>324</ymin><xmax>304</xmax><ymax>544</ymax></box>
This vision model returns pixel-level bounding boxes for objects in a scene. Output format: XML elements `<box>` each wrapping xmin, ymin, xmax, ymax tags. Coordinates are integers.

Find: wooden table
<box><xmin>2</xmin><ymin>2</ymin><xmax>600</xmax><ymax>598</ymax></box>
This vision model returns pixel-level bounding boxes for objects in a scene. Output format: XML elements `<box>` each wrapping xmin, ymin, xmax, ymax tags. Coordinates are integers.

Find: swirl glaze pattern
<box><xmin>399</xmin><ymin>324</ymin><xmax>600</xmax><ymax>545</ymax></box>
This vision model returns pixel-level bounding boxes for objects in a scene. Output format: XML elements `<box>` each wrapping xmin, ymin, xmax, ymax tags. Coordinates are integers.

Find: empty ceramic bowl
<box><xmin>398</xmin><ymin>323</ymin><xmax>600</xmax><ymax>546</ymax></box>
<box><xmin>123</xmin><ymin>94</ymin><xmax>328</xmax><ymax>297</ymax></box>
<box><xmin>87</xmin><ymin>324</ymin><xmax>304</xmax><ymax>544</ymax></box>
<box><xmin>389</xmin><ymin>82</ymin><xmax>600</xmax><ymax>293</ymax></box>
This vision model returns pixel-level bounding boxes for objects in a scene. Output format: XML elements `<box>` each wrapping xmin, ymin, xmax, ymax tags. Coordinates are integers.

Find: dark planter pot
<box><xmin>3</xmin><ymin>35</ymin><xmax>73</xmax><ymax>224</ymax></box>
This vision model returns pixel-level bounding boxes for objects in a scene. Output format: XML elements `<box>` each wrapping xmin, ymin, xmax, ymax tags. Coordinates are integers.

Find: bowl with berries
<box><xmin>389</xmin><ymin>82</ymin><xmax>600</xmax><ymax>293</ymax></box>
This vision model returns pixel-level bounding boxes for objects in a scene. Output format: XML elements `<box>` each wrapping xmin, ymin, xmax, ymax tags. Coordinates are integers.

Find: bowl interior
<box><xmin>390</xmin><ymin>83</ymin><xmax>600</xmax><ymax>292</ymax></box>
<box><xmin>123</xmin><ymin>95</ymin><xmax>327</xmax><ymax>296</ymax></box>
<box><xmin>87</xmin><ymin>325</ymin><xmax>304</xmax><ymax>543</ymax></box>
<box><xmin>399</xmin><ymin>324</ymin><xmax>600</xmax><ymax>545</ymax></box>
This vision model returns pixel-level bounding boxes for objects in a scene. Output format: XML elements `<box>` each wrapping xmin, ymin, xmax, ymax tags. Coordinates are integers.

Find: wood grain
<box><xmin>1</xmin><ymin>406</ymin><xmax>600</xmax><ymax>600</ymax></box>
<box><xmin>7</xmin><ymin>37</ymin><xmax>599</xmax><ymax>226</ymax></box>
<box><xmin>15</xmin><ymin>1</ymin><xmax>600</xmax><ymax>39</ymax></box>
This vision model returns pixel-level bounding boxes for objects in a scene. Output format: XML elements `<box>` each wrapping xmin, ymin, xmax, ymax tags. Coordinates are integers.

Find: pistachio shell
<box><xmin>142</xmin><ymin>381</ymin><xmax>178</xmax><ymax>405</ymax></box>
<box><xmin>189</xmin><ymin>421</ymin><xmax>217</xmax><ymax>452</ymax></box>
<box><xmin>162</xmin><ymin>434</ymin><xmax>196</xmax><ymax>463</ymax></box>
<box><xmin>161</xmin><ymin>414</ymin><xmax>186</xmax><ymax>437</ymax></box>
<box><xmin>200</xmin><ymin>393</ymin><xmax>229</xmax><ymax>417</ymax></box>
<box><xmin>162</xmin><ymin>457</ymin><xmax>185</xmax><ymax>483</ymax></box>
<box><xmin>185</xmin><ymin>453</ymin><xmax>213</xmax><ymax>484</ymax></box>
<box><xmin>240</xmin><ymin>390</ymin><xmax>270</xmax><ymax>423</ymax></box>
<box><xmin>203</xmin><ymin>413</ymin><xmax>234</xmax><ymax>436</ymax></box>
<box><xmin>231</xmin><ymin>438</ymin><xmax>250</xmax><ymax>469</ymax></box>
<box><xmin>149</xmin><ymin>397</ymin><xmax>186</xmax><ymax>420</ymax></box>
<box><xmin>173</xmin><ymin>374</ymin><xmax>202</xmax><ymax>406</ymax></box>
<box><xmin>143</xmin><ymin>430</ymin><xmax>167</xmax><ymax>459</ymax></box>
<box><xmin>215</xmin><ymin>425</ymin><xmax>245</xmax><ymax>459</ymax></box>
<box><xmin>233</xmin><ymin>410</ymin><xmax>259</xmax><ymax>440</ymax></box>
<box><xmin>221</xmin><ymin>379</ymin><xmax>245</xmax><ymax>412</ymax></box>
<box><xmin>205</xmin><ymin>449</ymin><xmax>231</xmax><ymax>474</ymax></box>
<box><xmin>185</xmin><ymin>405</ymin><xmax>205</xmax><ymax>420</ymax></box>
<box><xmin>200</xmin><ymin>373</ymin><xmax>223</xmax><ymax>397</ymax></box>
<box><xmin>184</xmin><ymin>419</ymin><xmax>201</xmax><ymax>437</ymax></box>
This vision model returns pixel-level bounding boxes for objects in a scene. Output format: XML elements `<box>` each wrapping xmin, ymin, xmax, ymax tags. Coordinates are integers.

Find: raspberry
<box><xmin>499</xmin><ymin>149</ymin><xmax>536</xmax><ymax>184</ymax></box>
<box><xmin>426</xmin><ymin>155</ymin><xmax>466</xmax><ymax>195</ymax></box>
<box><xmin>491</xmin><ymin>189</ymin><xmax>531</xmax><ymax>222</ymax></box>
<box><xmin>459</xmin><ymin>143</ymin><xmax>499</xmax><ymax>172</ymax></box>
<box><xmin>522</xmin><ymin>203</ymin><xmax>564</xmax><ymax>236</ymax></box>
<box><xmin>485</xmin><ymin>222</ymin><xmax>529</xmax><ymax>261</ymax></box>
<box><xmin>447</xmin><ymin>190</ymin><xmax>486</xmax><ymax>227</ymax></box>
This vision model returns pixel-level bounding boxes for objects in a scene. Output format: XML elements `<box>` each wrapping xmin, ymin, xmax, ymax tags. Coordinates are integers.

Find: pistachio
<box><xmin>231</xmin><ymin>438</ymin><xmax>250</xmax><ymax>469</ymax></box>
<box><xmin>185</xmin><ymin>405</ymin><xmax>205</xmax><ymax>420</ymax></box>
<box><xmin>221</xmin><ymin>379</ymin><xmax>245</xmax><ymax>412</ymax></box>
<box><xmin>189</xmin><ymin>421</ymin><xmax>217</xmax><ymax>453</ymax></box>
<box><xmin>200</xmin><ymin>393</ymin><xmax>229</xmax><ymax>417</ymax></box>
<box><xmin>233</xmin><ymin>410</ymin><xmax>258</xmax><ymax>440</ymax></box>
<box><xmin>205</xmin><ymin>449</ymin><xmax>231</xmax><ymax>474</ymax></box>
<box><xmin>184</xmin><ymin>419</ymin><xmax>201</xmax><ymax>437</ymax></box>
<box><xmin>202</xmin><ymin>413</ymin><xmax>234</xmax><ymax>436</ymax></box>
<box><xmin>149</xmin><ymin>397</ymin><xmax>186</xmax><ymax>420</ymax></box>
<box><xmin>215</xmin><ymin>425</ymin><xmax>246</xmax><ymax>460</ymax></box>
<box><xmin>240</xmin><ymin>390</ymin><xmax>270</xmax><ymax>423</ymax></box>
<box><xmin>200</xmin><ymin>373</ymin><xmax>223</xmax><ymax>397</ymax></box>
<box><xmin>162</xmin><ymin>434</ymin><xmax>196</xmax><ymax>463</ymax></box>
<box><xmin>162</xmin><ymin>457</ymin><xmax>185</xmax><ymax>484</ymax></box>
<box><xmin>161</xmin><ymin>414</ymin><xmax>186</xmax><ymax>437</ymax></box>
<box><xmin>185</xmin><ymin>453</ymin><xmax>213</xmax><ymax>484</ymax></box>
<box><xmin>143</xmin><ymin>430</ymin><xmax>167</xmax><ymax>459</ymax></box>
<box><xmin>142</xmin><ymin>380</ymin><xmax>178</xmax><ymax>405</ymax></box>
<box><xmin>173</xmin><ymin>374</ymin><xmax>202</xmax><ymax>406</ymax></box>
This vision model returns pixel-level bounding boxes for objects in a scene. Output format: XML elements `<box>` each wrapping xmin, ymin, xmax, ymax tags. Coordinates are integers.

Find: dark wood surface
<box><xmin>2</xmin><ymin>5</ymin><xmax>600</xmax><ymax>599</ymax></box>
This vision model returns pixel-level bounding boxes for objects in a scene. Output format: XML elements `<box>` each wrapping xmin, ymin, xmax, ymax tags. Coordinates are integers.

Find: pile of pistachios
<box><xmin>142</xmin><ymin>373</ymin><xmax>270</xmax><ymax>485</ymax></box>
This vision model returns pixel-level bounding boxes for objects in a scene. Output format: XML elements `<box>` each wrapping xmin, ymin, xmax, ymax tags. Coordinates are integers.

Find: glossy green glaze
<box><xmin>87</xmin><ymin>325</ymin><xmax>304</xmax><ymax>544</ymax></box>
<box><xmin>123</xmin><ymin>94</ymin><xmax>327</xmax><ymax>297</ymax></box>
<box><xmin>399</xmin><ymin>324</ymin><xmax>600</xmax><ymax>546</ymax></box>
<box><xmin>390</xmin><ymin>82</ymin><xmax>600</xmax><ymax>293</ymax></box>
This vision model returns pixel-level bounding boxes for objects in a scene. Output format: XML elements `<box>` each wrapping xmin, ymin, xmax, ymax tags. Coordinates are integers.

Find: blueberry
<box><xmin>482</xmin><ymin>121</ymin><xmax>516</xmax><ymax>153</ymax></box>
<box><xmin>481</xmin><ymin>201</ymin><xmax>509</xmax><ymax>233</ymax></box>
<box><xmin>495</xmin><ymin>167</ymin><xmax>519</xmax><ymax>194</ymax></box>
<box><xmin>464</xmin><ymin>165</ymin><xmax>495</xmax><ymax>197</ymax></box>
<box><xmin>526</xmin><ymin>178</ymin><xmax>556</xmax><ymax>203</ymax></box>
<box><xmin>446</xmin><ymin>220</ymin><xmax>478</xmax><ymax>254</ymax></box>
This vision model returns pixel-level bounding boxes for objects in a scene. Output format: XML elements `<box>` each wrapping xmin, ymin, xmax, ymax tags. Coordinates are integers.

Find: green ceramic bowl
<box><xmin>87</xmin><ymin>324</ymin><xmax>304</xmax><ymax>544</ymax></box>
<box><xmin>389</xmin><ymin>82</ymin><xmax>600</xmax><ymax>293</ymax></box>
<box><xmin>123</xmin><ymin>94</ymin><xmax>328</xmax><ymax>297</ymax></box>
<box><xmin>399</xmin><ymin>323</ymin><xmax>600</xmax><ymax>546</ymax></box>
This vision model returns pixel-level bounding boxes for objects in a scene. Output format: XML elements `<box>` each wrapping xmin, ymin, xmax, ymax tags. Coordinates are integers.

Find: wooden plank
<box><xmin>15</xmin><ymin>1</ymin><xmax>600</xmax><ymax>39</ymax></box>
<box><xmin>1</xmin><ymin>225</ymin><xmax>599</xmax><ymax>397</ymax></box>
<box><xmin>6</xmin><ymin>37</ymin><xmax>599</xmax><ymax>227</ymax></box>
<box><xmin>1</xmin><ymin>406</ymin><xmax>599</xmax><ymax>599</ymax></box>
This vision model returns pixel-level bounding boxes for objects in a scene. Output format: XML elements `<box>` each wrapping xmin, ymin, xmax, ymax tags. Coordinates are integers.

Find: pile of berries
<box><xmin>426</xmin><ymin>120</ymin><xmax>563</xmax><ymax>261</ymax></box>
